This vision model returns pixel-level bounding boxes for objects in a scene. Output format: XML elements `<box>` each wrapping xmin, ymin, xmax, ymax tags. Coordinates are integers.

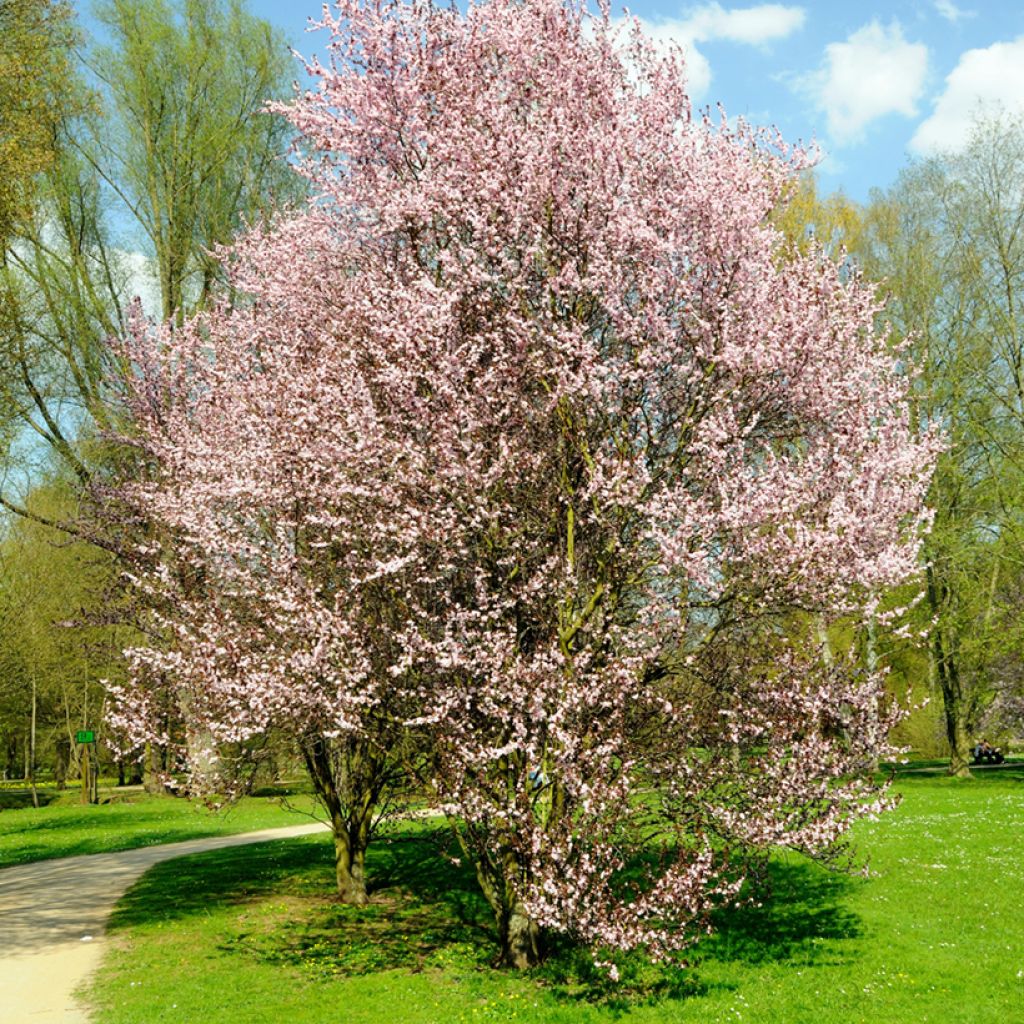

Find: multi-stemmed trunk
<box><xmin>467</xmin><ymin>846</ymin><xmax>545</xmax><ymax>968</ymax></box>
<box><xmin>301</xmin><ymin>733</ymin><xmax>377</xmax><ymax>905</ymax></box>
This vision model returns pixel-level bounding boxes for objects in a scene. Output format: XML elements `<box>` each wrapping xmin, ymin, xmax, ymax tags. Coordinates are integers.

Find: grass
<box><xmin>84</xmin><ymin>761</ymin><xmax>1024</xmax><ymax>1023</ymax></box>
<box><xmin>0</xmin><ymin>781</ymin><xmax>319</xmax><ymax>868</ymax></box>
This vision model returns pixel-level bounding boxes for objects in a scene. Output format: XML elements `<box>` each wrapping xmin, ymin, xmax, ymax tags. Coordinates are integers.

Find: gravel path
<box><xmin>0</xmin><ymin>823</ymin><xmax>329</xmax><ymax>1023</ymax></box>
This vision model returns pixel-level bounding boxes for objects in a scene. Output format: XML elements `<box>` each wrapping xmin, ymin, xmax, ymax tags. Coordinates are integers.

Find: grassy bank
<box><xmin>0</xmin><ymin>782</ymin><xmax>318</xmax><ymax>868</ymax></box>
<box><xmin>85</xmin><ymin>763</ymin><xmax>1024</xmax><ymax>1023</ymax></box>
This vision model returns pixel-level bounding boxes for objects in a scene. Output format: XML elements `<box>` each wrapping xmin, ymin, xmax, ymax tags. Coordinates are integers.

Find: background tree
<box><xmin>0</xmin><ymin>0</ymin><xmax>301</xmax><ymax>795</ymax></box>
<box><xmin>83</xmin><ymin>0</ymin><xmax>301</xmax><ymax>324</ymax></box>
<box><xmin>0</xmin><ymin>0</ymin><xmax>299</xmax><ymax>519</ymax></box>
<box><xmin>0</xmin><ymin>477</ymin><xmax>125</xmax><ymax>790</ymax></box>
<box><xmin>108</xmin><ymin>0</ymin><xmax>938</xmax><ymax>969</ymax></box>
<box><xmin>862</xmin><ymin>114</ymin><xmax>1024</xmax><ymax>775</ymax></box>
<box><xmin>0</xmin><ymin>0</ymin><xmax>75</xmax><ymax>247</ymax></box>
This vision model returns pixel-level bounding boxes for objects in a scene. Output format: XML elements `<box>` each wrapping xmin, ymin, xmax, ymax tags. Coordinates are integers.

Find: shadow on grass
<box><xmin>0</xmin><ymin>789</ymin><xmax>62</xmax><ymax>810</ymax></box>
<box><xmin>882</xmin><ymin>757</ymin><xmax>1024</xmax><ymax>782</ymax></box>
<box><xmin>250</xmin><ymin>783</ymin><xmax>312</xmax><ymax>798</ymax></box>
<box><xmin>103</xmin><ymin>828</ymin><xmax>865</xmax><ymax>1013</ymax></box>
<box><xmin>532</xmin><ymin>856</ymin><xmax>861</xmax><ymax>1012</ymax></box>
<box><xmin>225</xmin><ymin>833</ymin><xmax>497</xmax><ymax>978</ymax></box>
<box><xmin>106</xmin><ymin>836</ymin><xmax>335</xmax><ymax>932</ymax></box>
<box><xmin>701</xmin><ymin>857</ymin><xmax>861</xmax><ymax>967</ymax></box>
<box><xmin>105</xmin><ymin>825</ymin><xmax>496</xmax><ymax>976</ymax></box>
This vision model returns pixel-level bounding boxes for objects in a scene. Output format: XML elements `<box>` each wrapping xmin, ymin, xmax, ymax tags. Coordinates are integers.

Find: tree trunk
<box><xmin>333</xmin><ymin>825</ymin><xmax>369</xmax><ymax>905</ymax></box>
<box><xmin>55</xmin><ymin>738</ymin><xmax>70</xmax><ymax>790</ymax></box>
<box><xmin>940</xmin><ymin>644</ymin><xmax>971</xmax><ymax>777</ymax></box>
<box><xmin>142</xmin><ymin>742</ymin><xmax>166</xmax><ymax>794</ymax></box>
<box><xmin>498</xmin><ymin>902</ymin><xmax>543</xmax><ymax>969</ymax></box>
<box><xmin>300</xmin><ymin>735</ymin><xmax>371</xmax><ymax>905</ymax></box>
<box><xmin>470</xmin><ymin>853</ymin><xmax>545</xmax><ymax>969</ymax></box>
<box><xmin>28</xmin><ymin>676</ymin><xmax>39</xmax><ymax>809</ymax></box>
<box><xmin>6</xmin><ymin>734</ymin><xmax>20</xmax><ymax>780</ymax></box>
<box><xmin>927</xmin><ymin>566</ymin><xmax>971</xmax><ymax>777</ymax></box>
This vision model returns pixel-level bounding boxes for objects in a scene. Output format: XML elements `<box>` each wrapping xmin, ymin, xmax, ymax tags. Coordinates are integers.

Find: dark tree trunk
<box><xmin>55</xmin><ymin>739</ymin><xmax>71</xmax><ymax>790</ymax></box>
<box><xmin>470</xmin><ymin>853</ymin><xmax>545</xmax><ymax>969</ymax></box>
<box><xmin>939</xmin><ymin>644</ymin><xmax>971</xmax><ymax>777</ymax></box>
<box><xmin>334</xmin><ymin>826</ymin><xmax>369</xmax><ymax>905</ymax></box>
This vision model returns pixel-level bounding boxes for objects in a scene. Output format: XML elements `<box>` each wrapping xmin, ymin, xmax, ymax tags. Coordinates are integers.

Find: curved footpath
<box><xmin>0</xmin><ymin>822</ymin><xmax>329</xmax><ymax>1023</ymax></box>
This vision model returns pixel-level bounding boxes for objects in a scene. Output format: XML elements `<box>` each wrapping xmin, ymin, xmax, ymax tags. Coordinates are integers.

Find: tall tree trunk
<box><xmin>927</xmin><ymin>566</ymin><xmax>970</xmax><ymax>777</ymax></box>
<box><xmin>29</xmin><ymin>674</ymin><xmax>39</xmax><ymax>809</ymax></box>
<box><xmin>939</xmin><ymin>634</ymin><xmax>971</xmax><ymax>777</ymax></box>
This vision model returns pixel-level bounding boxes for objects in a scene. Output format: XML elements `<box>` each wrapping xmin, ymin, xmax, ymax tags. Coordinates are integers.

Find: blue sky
<box><xmin>245</xmin><ymin>0</ymin><xmax>1024</xmax><ymax>202</ymax></box>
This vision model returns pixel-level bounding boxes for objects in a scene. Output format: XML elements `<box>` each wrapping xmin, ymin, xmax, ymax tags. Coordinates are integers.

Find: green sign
<box><xmin>76</xmin><ymin>730</ymin><xmax>95</xmax><ymax>744</ymax></box>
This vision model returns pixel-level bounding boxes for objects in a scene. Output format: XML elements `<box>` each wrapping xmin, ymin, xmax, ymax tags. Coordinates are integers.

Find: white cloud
<box><xmin>911</xmin><ymin>37</ymin><xmax>1024</xmax><ymax>155</ymax></box>
<box><xmin>803</xmin><ymin>21</ymin><xmax>928</xmax><ymax>145</ymax></box>
<box><xmin>681</xmin><ymin>3</ymin><xmax>806</xmax><ymax>46</ymax></box>
<box><xmin>933</xmin><ymin>0</ymin><xmax>974</xmax><ymax>23</ymax></box>
<box><xmin>625</xmin><ymin>4</ymin><xmax>805</xmax><ymax>101</ymax></box>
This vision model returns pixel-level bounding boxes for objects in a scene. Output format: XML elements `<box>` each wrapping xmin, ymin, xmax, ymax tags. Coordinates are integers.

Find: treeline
<box><xmin>0</xmin><ymin>0</ymin><xmax>300</xmax><ymax>790</ymax></box>
<box><xmin>0</xmin><ymin>0</ymin><xmax>1022</xmax><ymax>802</ymax></box>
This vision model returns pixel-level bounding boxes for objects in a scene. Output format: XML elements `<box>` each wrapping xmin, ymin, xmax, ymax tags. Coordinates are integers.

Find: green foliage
<box><xmin>773</xmin><ymin>173</ymin><xmax>865</xmax><ymax>261</ymax></box>
<box><xmin>0</xmin><ymin>1</ymin><xmax>79</xmax><ymax>245</ymax></box>
<box><xmin>86</xmin><ymin>0</ymin><xmax>301</xmax><ymax>321</ymax></box>
<box><xmin>0</xmin><ymin>0</ymin><xmax>303</xmax><ymax>799</ymax></box>
<box><xmin>0</xmin><ymin>476</ymin><xmax>127</xmax><ymax>784</ymax></box>
<box><xmin>84</xmin><ymin>767</ymin><xmax>1024</xmax><ymax>1023</ymax></box>
<box><xmin>863</xmin><ymin>114</ymin><xmax>1024</xmax><ymax>769</ymax></box>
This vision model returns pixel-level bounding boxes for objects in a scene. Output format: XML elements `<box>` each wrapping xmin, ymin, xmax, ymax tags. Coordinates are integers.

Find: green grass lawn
<box><xmin>84</xmin><ymin>762</ymin><xmax>1024</xmax><ymax>1023</ymax></box>
<box><xmin>0</xmin><ymin>782</ymin><xmax>318</xmax><ymax>868</ymax></box>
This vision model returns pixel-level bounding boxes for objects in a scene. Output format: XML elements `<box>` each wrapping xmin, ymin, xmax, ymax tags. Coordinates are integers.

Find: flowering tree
<box><xmin>107</xmin><ymin>275</ymin><xmax>418</xmax><ymax>904</ymax></box>
<box><xmin>108</xmin><ymin>0</ymin><xmax>938</xmax><ymax>967</ymax></box>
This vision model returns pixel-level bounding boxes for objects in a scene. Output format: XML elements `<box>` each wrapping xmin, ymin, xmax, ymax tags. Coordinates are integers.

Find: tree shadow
<box><xmin>884</xmin><ymin>757</ymin><xmax>1024</xmax><ymax>782</ymax></box>
<box><xmin>104</xmin><ymin>827</ymin><xmax>864</xmax><ymax>1012</ymax></box>
<box><xmin>105</xmin><ymin>825</ymin><xmax>497</xmax><ymax>977</ymax></box>
<box><xmin>223</xmin><ymin>828</ymin><xmax>497</xmax><ymax>977</ymax></box>
<box><xmin>700</xmin><ymin>856</ymin><xmax>861</xmax><ymax>967</ymax></box>
<box><xmin>106</xmin><ymin>837</ymin><xmax>333</xmax><ymax>931</ymax></box>
<box><xmin>250</xmin><ymin>784</ymin><xmax>309</xmax><ymax>798</ymax></box>
<box><xmin>535</xmin><ymin>855</ymin><xmax>862</xmax><ymax>1013</ymax></box>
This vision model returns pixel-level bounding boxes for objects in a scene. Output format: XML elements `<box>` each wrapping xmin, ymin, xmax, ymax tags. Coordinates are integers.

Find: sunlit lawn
<box><xmin>85</xmin><ymin>763</ymin><xmax>1024</xmax><ymax>1023</ymax></box>
<box><xmin>0</xmin><ymin>782</ymin><xmax>318</xmax><ymax>868</ymax></box>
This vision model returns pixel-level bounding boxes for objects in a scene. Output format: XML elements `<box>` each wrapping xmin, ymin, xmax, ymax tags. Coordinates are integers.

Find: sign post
<box><xmin>76</xmin><ymin>731</ymin><xmax>98</xmax><ymax>805</ymax></box>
